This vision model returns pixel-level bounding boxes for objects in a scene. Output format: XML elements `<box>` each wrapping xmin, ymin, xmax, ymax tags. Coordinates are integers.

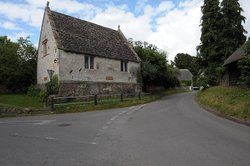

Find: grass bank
<box><xmin>0</xmin><ymin>89</ymin><xmax>188</xmax><ymax>117</ymax></box>
<box><xmin>196</xmin><ymin>86</ymin><xmax>250</xmax><ymax>121</ymax></box>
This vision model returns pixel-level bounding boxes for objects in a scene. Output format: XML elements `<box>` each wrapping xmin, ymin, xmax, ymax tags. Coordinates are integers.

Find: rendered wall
<box><xmin>59</xmin><ymin>51</ymin><xmax>139</xmax><ymax>83</ymax></box>
<box><xmin>37</xmin><ymin>9</ymin><xmax>59</xmax><ymax>85</ymax></box>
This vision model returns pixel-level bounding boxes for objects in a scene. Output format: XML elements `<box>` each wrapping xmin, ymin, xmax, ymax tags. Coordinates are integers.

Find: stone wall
<box><xmin>59</xmin><ymin>51</ymin><xmax>139</xmax><ymax>83</ymax></box>
<box><xmin>59</xmin><ymin>81</ymin><xmax>139</xmax><ymax>96</ymax></box>
<box><xmin>37</xmin><ymin>8</ymin><xmax>59</xmax><ymax>85</ymax></box>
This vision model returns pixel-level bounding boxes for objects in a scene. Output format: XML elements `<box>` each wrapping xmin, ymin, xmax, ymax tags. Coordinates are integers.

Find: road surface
<box><xmin>0</xmin><ymin>92</ymin><xmax>250</xmax><ymax>166</ymax></box>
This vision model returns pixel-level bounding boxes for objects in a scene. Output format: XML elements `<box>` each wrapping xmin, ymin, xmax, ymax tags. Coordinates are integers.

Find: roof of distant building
<box><xmin>177</xmin><ymin>69</ymin><xmax>193</xmax><ymax>81</ymax></box>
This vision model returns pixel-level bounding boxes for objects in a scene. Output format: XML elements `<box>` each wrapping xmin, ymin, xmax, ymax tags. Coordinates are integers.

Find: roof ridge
<box><xmin>49</xmin><ymin>9</ymin><xmax>119</xmax><ymax>33</ymax></box>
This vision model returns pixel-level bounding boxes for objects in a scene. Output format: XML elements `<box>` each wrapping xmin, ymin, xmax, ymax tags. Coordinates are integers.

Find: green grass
<box><xmin>0</xmin><ymin>88</ymin><xmax>189</xmax><ymax>117</ymax></box>
<box><xmin>196</xmin><ymin>86</ymin><xmax>250</xmax><ymax>121</ymax></box>
<box><xmin>0</xmin><ymin>94</ymin><xmax>46</xmax><ymax>109</ymax></box>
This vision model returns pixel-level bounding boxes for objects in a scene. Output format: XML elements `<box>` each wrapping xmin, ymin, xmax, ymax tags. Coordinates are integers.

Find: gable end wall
<box><xmin>37</xmin><ymin>9</ymin><xmax>59</xmax><ymax>85</ymax></box>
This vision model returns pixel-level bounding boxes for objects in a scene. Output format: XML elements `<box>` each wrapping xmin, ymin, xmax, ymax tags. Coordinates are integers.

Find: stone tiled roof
<box><xmin>177</xmin><ymin>69</ymin><xmax>193</xmax><ymax>81</ymax></box>
<box><xmin>223</xmin><ymin>46</ymin><xmax>247</xmax><ymax>66</ymax></box>
<box><xmin>46</xmin><ymin>7</ymin><xmax>140</xmax><ymax>62</ymax></box>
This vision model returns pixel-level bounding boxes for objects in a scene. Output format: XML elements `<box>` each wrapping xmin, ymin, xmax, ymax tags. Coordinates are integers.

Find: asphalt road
<box><xmin>0</xmin><ymin>92</ymin><xmax>250</xmax><ymax>166</ymax></box>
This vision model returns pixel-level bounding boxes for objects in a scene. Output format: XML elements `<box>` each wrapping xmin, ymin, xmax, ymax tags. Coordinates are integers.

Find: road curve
<box><xmin>0</xmin><ymin>92</ymin><xmax>249</xmax><ymax>166</ymax></box>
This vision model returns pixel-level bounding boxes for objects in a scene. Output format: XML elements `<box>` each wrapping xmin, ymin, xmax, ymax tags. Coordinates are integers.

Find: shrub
<box><xmin>181</xmin><ymin>80</ymin><xmax>192</xmax><ymax>86</ymax></box>
<box><xmin>238</xmin><ymin>54</ymin><xmax>250</xmax><ymax>86</ymax></box>
<box><xmin>39</xmin><ymin>89</ymin><xmax>47</xmax><ymax>102</ymax></box>
<box><xmin>45</xmin><ymin>75</ymin><xmax>59</xmax><ymax>95</ymax></box>
<box><xmin>39</xmin><ymin>75</ymin><xmax>59</xmax><ymax>102</ymax></box>
<box><xmin>27</xmin><ymin>84</ymin><xmax>40</xmax><ymax>96</ymax></box>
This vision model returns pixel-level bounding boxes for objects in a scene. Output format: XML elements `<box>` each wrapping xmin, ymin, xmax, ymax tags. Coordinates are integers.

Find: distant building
<box><xmin>222</xmin><ymin>43</ymin><xmax>249</xmax><ymax>87</ymax></box>
<box><xmin>177</xmin><ymin>69</ymin><xmax>193</xmax><ymax>90</ymax></box>
<box><xmin>37</xmin><ymin>3</ymin><xmax>141</xmax><ymax>96</ymax></box>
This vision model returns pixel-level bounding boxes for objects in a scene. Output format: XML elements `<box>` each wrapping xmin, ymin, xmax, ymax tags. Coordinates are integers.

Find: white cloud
<box><xmin>240</xmin><ymin>0</ymin><xmax>250</xmax><ymax>38</ymax></box>
<box><xmin>0</xmin><ymin>2</ymin><xmax>44</xmax><ymax>27</ymax></box>
<box><xmin>0</xmin><ymin>0</ymin><xmax>248</xmax><ymax>61</ymax></box>
<box><xmin>156</xmin><ymin>1</ymin><xmax>175</xmax><ymax>13</ymax></box>
<box><xmin>148</xmin><ymin>0</ymin><xmax>202</xmax><ymax>60</ymax></box>
<box><xmin>8</xmin><ymin>32</ymin><xmax>33</xmax><ymax>42</ymax></box>
<box><xmin>0</xmin><ymin>0</ymin><xmax>99</xmax><ymax>27</ymax></box>
<box><xmin>89</xmin><ymin>6</ymin><xmax>152</xmax><ymax>42</ymax></box>
<box><xmin>0</xmin><ymin>21</ymin><xmax>21</xmax><ymax>30</ymax></box>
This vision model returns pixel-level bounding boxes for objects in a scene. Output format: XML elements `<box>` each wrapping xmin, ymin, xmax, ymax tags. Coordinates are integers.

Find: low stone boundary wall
<box><xmin>59</xmin><ymin>81</ymin><xmax>139</xmax><ymax>96</ymax></box>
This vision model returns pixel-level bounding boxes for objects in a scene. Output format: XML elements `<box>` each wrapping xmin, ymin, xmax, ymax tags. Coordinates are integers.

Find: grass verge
<box><xmin>0</xmin><ymin>89</ymin><xmax>189</xmax><ymax>117</ymax></box>
<box><xmin>196</xmin><ymin>86</ymin><xmax>250</xmax><ymax>121</ymax></box>
<box><xmin>0</xmin><ymin>94</ymin><xmax>46</xmax><ymax>109</ymax></box>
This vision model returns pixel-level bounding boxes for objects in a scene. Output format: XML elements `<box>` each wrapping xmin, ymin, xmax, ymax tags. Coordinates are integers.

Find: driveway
<box><xmin>0</xmin><ymin>92</ymin><xmax>249</xmax><ymax>166</ymax></box>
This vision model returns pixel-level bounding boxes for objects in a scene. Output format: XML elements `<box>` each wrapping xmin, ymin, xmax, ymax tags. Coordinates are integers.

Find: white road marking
<box><xmin>0</xmin><ymin>120</ymin><xmax>55</xmax><ymax>125</ymax></box>
<box><xmin>45</xmin><ymin>137</ymin><xmax>59</xmax><ymax>140</ymax></box>
<box><xmin>90</xmin><ymin>104</ymin><xmax>147</xmax><ymax>145</ymax></box>
<box><xmin>110</xmin><ymin>115</ymin><xmax>119</xmax><ymax>121</ymax></box>
<box><xmin>102</xmin><ymin>125</ymin><xmax>108</xmax><ymax>130</ymax></box>
<box><xmin>106</xmin><ymin>121</ymin><xmax>112</xmax><ymax>125</ymax></box>
<box><xmin>89</xmin><ymin>142</ymin><xmax>97</xmax><ymax>145</ymax></box>
<box><xmin>34</xmin><ymin>120</ymin><xmax>55</xmax><ymax>125</ymax></box>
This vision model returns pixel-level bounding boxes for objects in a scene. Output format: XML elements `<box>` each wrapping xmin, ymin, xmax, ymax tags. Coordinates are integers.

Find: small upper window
<box><xmin>85</xmin><ymin>56</ymin><xmax>94</xmax><ymax>69</ymax></box>
<box><xmin>121</xmin><ymin>61</ymin><xmax>127</xmax><ymax>72</ymax></box>
<box><xmin>42</xmin><ymin>39</ymin><xmax>48</xmax><ymax>57</ymax></box>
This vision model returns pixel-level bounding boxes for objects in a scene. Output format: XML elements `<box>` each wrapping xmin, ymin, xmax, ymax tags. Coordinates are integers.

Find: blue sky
<box><xmin>0</xmin><ymin>0</ymin><xmax>249</xmax><ymax>60</ymax></box>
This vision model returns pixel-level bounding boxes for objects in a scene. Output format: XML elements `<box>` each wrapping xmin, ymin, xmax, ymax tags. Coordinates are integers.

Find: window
<box><xmin>42</xmin><ymin>39</ymin><xmax>48</xmax><ymax>57</ymax></box>
<box><xmin>120</xmin><ymin>61</ymin><xmax>127</xmax><ymax>72</ymax></box>
<box><xmin>85</xmin><ymin>56</ymin><xmax>94</xmax><ymax>69</ymax></box>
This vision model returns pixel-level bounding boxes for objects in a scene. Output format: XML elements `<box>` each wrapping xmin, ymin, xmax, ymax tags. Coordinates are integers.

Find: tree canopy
<box><xmin>0</xmin><ymin>36</ymin><xmax>37</xmax><ymax>93</ymax></box>
<box><xmin>220</xmin><ymin>0</ymin><xmax>247</xmax><ymax>59</ymax></box>
<box><xmin>131</xmin><ymin>41</ymin><xmax>179</xmax><ymax>91</ymax></box>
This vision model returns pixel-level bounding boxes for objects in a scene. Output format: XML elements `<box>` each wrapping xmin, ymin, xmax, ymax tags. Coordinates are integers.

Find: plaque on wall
<box><xmin>106</xmin><ymin>76</ymin><xmax>113</xmax><ymax>80</ymax></box>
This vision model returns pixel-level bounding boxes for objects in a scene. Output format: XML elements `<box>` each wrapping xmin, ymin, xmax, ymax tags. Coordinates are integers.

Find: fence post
<box><xmin>121</xmin><ymin>93</ymin><xmax>123</xmax><ymax>102</ymax></box>
<box><xmin>50</xmin><ymin>96</ymin><xmax>54</xmax><ymax>111</ymax></box>
<box><xmin>94</xmin><ymin>94</ymin><xmax>97</xmax><ymax>105</ymax></box>
<box><xmin>139</xmin><ymin>92</ymin><xmax>141</xmax><ymax>100</ymax></box>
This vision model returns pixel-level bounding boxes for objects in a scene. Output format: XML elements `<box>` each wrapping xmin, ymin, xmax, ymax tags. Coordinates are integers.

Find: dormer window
<box><xmin>121</xmin><ymin>61</ymin><xmax>127</xmax><ymax>72</ymax></box>
<box><xmin>85</xmin><ymin>56</ymin><xmax>94</xmax><ymax>69</ymax></box>
<box><xmin>42</xmin><ymin>39</ymin><xmax>48</xmax><ymax>56</ymax></box>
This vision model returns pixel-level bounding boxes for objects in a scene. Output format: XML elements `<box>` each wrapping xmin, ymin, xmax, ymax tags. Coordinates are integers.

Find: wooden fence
<box><xmin>50</xmin><ymin>92</ymin><xmax>150</xmax><ymax>111</ymax></box>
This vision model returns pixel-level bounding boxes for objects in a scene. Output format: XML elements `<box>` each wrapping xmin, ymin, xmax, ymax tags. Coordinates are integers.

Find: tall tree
<box><xmin>197</xmin><ymin>0</ymin><xmax>223</xmax><ymax>66</ymax></box>
<box><xmin>220</xmin><ymin>0</ymin><xmax>247</xmax><ymax>59</ymax></box>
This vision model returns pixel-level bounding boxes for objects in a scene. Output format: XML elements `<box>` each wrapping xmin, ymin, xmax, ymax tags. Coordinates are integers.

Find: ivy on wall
<box><xmin>238</xmin><ymin>41</ymin><xmax>250</xmax><ymax>86</ymax></box>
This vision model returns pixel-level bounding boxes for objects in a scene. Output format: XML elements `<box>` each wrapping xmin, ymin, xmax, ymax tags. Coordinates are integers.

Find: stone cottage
<box><xmin>37</xmin><ymin>3</ymin><xmax>141</xmax><ymax>96</ymax></box>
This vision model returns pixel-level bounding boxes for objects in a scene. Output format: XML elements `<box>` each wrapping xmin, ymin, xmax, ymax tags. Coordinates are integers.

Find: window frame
<box><xmin>120</xmin><ymin>61</ymin><xmax>128</xmax><ymax>72</ymax></box>
<box><xmin>42</xmin><ymin>39</ymin><xmax>48</xmax><ymax>57</ymax></box>
<box><xmin>85</xmin><ymin>55</ymin><xmax>94</xmax><ymax>69</ymax></box>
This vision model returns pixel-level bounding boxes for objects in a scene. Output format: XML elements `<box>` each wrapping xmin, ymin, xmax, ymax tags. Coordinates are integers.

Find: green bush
<box><xmin>238</xmin><ymin>54</ymin><xmax>250</xmax><ymax>86</ymax></box>
<box><xmin>45</xmin><ymin>75</ymin><xmax>59</xmax><ymax>95</ymax></box>
<box><xmin>39</xmin><ymin>75</ymin><xmax>59</xmax><ymax>102</ymax></box>
<box><xmin>39</xmin><ymin>89</ymin><xmax>47</xmax><ymax>102</ymax></box>
<box><xmin>181</xmin><ymin>80</ymin><xmax>192</xmax><ymax>86</ymax></box>
<box><xmin>27</xmin><ymin>84</ymin><xmax>40</xmax><ymax>96</ymax></box>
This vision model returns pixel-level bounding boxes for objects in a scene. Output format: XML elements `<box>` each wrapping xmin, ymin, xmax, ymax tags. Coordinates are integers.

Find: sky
<box><xmin>0</xmin><ymin>0</ymin><xmax>249</xmax><ymax>61</ymax></box>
